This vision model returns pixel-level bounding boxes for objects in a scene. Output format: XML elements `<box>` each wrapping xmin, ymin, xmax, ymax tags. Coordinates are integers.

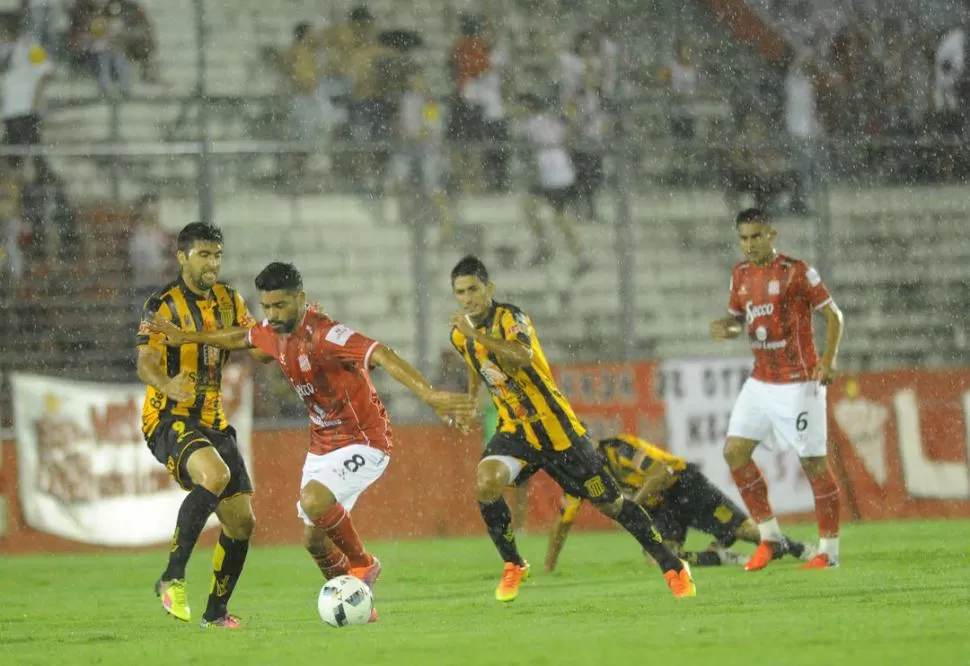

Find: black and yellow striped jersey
<box><xmin>559</xmin><ymin>434</ymin><xmax>688</xmax><ymax>522</ymax></box>
<box><xmin>451</xmin><ymin>302</ymin><xmax>586</xmax><ymax>451</ymax></box>
<box><xmin>136</xmin><ymin>277</ymin><xmax>255</xmax><ymax>437</ymax></box>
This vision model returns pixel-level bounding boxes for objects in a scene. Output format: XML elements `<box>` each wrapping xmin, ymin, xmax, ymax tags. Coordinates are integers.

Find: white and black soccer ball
<box><xmin>317</xmin><ymin>575</ymin><xmax>374</xmax><ymax>627</ymax></box>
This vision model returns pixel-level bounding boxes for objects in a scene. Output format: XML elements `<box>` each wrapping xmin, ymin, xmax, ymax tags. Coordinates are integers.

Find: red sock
<box><xmin>310</xmin><ymin>548</ymin><xmax>349</xmax><ymax>580</ymax></box>
<box><xmin>808</xmin><ymin>467</ymin><xmax>840</xmax><ymax>538</ymax></box>
<box><xmin>312</xmin><ymin>504</ymin><xmax>370</xmax><ymax>568</ymax></box>
<box><xmin>731</xmin><ymin>462</ymin><xmax>774</xmax><ymax>523</ymax></box>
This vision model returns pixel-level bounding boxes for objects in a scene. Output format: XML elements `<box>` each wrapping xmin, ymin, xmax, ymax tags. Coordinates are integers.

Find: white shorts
<box><xmin>727</xmin><ymin>378</ymin><xmax>828</xmax><ymax>458</ymax></box>
<box><xmin>296</xmin><ymin>444</ymin><xmax>390</xmax><ymax>526</ymax></box>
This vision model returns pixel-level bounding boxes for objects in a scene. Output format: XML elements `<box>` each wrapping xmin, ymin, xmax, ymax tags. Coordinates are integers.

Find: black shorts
<box><xmin>483</xmin><ymin>431</ymin><xmax>620</xmax><ymax>504</ymax></box>
<box><xmin>648</xmin><ymin>466</ymin><xmax>747</xmax><ymax>546</ymax></box>
<box><xmin>147</xmin><ymin>418</ymin><xmax>253</xmax><ymax>498</ymax></box>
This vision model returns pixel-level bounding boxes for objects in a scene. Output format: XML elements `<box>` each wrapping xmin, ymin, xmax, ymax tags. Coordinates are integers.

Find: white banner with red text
<box><xmin>657</xmin><ymin>357</ymin><xmax>816</xmax><ymax>514</ymax></box>
<box><xmin>11</xmin><ymin>368</ymin><xmax>253</xmax><ymax>546</ymax></box>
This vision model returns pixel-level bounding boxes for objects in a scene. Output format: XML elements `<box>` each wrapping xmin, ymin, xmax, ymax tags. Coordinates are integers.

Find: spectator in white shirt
<box><xmin>784</xmin><ymin>46</ymin><xmax>823</xmax><ymax>214</ymax></box>
<box><xmin>560</xmin><ymin>31</ymin><xmax>608</xmax><ymax>222</ymax></box>
<box><xmin>391</xmin><ymin>67</ymin><xmax>452</xmax><ymax>241</ymax></box>
<box><xmin>1</xmin><ymin>27</ymin><xmax>52</xmax><ymax>169</ymax></box>
<box><xmin>661</xmin><ymin>39</ymin><xmax>699</xmax><ymax>185</ymax></box>
<box><xmin>519</xmin><ymin>94</ymin><xmax>590</xmax><ymax>278</ymax></box>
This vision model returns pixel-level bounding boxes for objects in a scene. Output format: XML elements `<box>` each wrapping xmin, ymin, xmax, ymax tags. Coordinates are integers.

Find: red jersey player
<box><xmin>709</xmin><ymin>208</ymin><xmax>845</xmax><ymax>571</ymax></box>
<box><xmin>150</xmin><ymin>262</ymin><xmax>475</xmax><ymax>612</ymax></box>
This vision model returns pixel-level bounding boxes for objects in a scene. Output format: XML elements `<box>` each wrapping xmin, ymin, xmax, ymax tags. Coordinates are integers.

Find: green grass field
<box><xmin>3</xmin><ymin>520</ymin><xmax>969</xmax><ymax>666</ymax></box>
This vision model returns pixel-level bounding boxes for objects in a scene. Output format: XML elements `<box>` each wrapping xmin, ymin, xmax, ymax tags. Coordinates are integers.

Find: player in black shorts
<box><xmin>449</xmin><ymin>256</ymin><xmax>695</xmax><ymax>601</ymax></box>
<box><xmin>544</xmin><ymin>434</ymin><xmax>815</xmax><ymax>571</ymax></box>
<box><xmin>136</xmin><ymin>222</ymin><xmax>270</xmax><ymax>628</ymax></box>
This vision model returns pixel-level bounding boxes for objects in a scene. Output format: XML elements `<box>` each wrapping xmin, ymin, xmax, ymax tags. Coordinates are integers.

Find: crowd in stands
<box><xmin>1</xmin><ymin>1</ymin><xmax>969</xmax><ymax>414</ymax></box>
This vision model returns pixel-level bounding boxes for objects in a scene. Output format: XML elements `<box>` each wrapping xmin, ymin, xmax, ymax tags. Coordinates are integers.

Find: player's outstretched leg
<box><xmin>476</xmin><ymin>460</ymin><xmax>529</xmax><ymax>602</ymax></box>
<box><xmin>302</xmin><ymin>481</ymin><xmax>382</xmax><ymax>589</ymax></box>
<box><xmin>800</xmin><ymin>457</ymin><xmax>841</xmax><ymax>569</ymax></box>
<box><xmin>304</xmin><ymin>526</ymin><xmax>350</xmax><ymax>581</ymax></box>
<box><xmin>200</xmin><ymin>494</ymin><xmax>255</xmax><ymax>629</ymax></box>
<box><xmin>156</xmin><ymin>447</ymin><xmax>229</xmax><ymax>622</ymax></box>
<box><xmin>595</xmin><ymin>497</ymin><xmax>696</xmax><ymax>598</ymax></box>
<box><xmin>725</xmin><ymin>437</ymin><xmax>783</xmax><ymax>572</ymax></box>
<box><xmin>733</xmin><ymin>518</ymin><xmax>816</xmax><ymax>563</ymax></box>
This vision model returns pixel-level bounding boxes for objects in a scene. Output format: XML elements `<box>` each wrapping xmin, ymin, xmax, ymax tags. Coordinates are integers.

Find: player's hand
<box><xmin>813</xmin><ymin>358</ymin><xmax>836</xmax><ymax>386</ymax></box>
<box><xmin>161</xmin><ymin>371</ymin><xmax>195</xmax><ymax>403</ymax></box>
<box><xmin>436</xmin><ymin>407</ymin><xmax>473</xmax><ymax>434</ymax></box>
<box><xmin>450</xmin><ymin>312</ymin><xmax>477</xmax><ymax>339</ymax></box>
<box><xmin>307</xmin><ymin>300</ymin><xmax>326</xmax><ymax>314</ymax></box>
<box><xmin>425</xmin><ymin>390</ymin><xmax>476</xmax><ymax>423</ymax></box>
<box><xmin>147</xmin><ymin>313</ymin><xmax>186</xmax><ymax>346</ymax></box>
<box><xmin>710</xmin><ymin>318</ymin><xmax>741</xmax><ymax>341</ymax></box>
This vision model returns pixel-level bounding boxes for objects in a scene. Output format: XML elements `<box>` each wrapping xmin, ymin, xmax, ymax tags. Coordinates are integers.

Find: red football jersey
<box><xmin>727</xmin><ymin>254</ymin><xmax>833</xmax><ymax>383</ymax></box>
<box><xmin>247</xmin><ymin>310</ymin><xmax>392</xmax><ymax>454</ymax></box>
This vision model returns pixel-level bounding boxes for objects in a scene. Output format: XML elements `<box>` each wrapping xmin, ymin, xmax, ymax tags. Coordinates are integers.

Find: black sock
<box><xmin>204</xmin><ymin>532</ymin><xmax>250</xmax><ymax>621</ymax></box>
<box><xmin>684</xmin><ymin>550</ymin><xmax>723</xmax><ymax>566</ymax></box>
<box><xmin>162</xmin><ymin>486</ymin><xmax>221</xmax><ymax>581</ymax></box>
<box><xmin>479</xmin><ymin>499</ymin><xmax>524</xmax><ymax>566</ymax></box>
<box><xmin>614</xmin><ymin>499</ymin><xmax>683</xmax><ymax>573</ymax></box>
<box><xmin>782</xmin><ymin>535</ymin><xmax>805</xmax><ymax>559</ymax></box>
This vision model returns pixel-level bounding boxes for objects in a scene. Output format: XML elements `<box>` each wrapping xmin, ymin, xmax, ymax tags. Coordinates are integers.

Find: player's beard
<box><xmin>187</xmin><ymin>268</ymin><xmax>217</xmax><ymax>292</ymax></box>
<box><xmin>269</xmin><ymin>317</ymin><xmax>296</xmax><ymax>333</ymax></box>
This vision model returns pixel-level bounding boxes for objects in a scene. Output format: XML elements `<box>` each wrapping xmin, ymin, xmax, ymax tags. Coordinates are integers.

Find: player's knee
<box><xmin>591</xmin><ymin>496</ymin><xmax>623</xmax><ymax>518</ymax></box>
<box><xmin>800</xmin><ymin>456</ymin><xmax>828</xmax><ymax>479</ymax></box>
<box><xmin>475</xmin><ymin>464</ymin><xmax>509</xmax><ymax>504</ymax></box>
<box><xmin>303</xmin><ymin>526</ymin><xmax>326</xmax><ymax>554</ymax></box>
<box><xmin>196</xmin><ymin>458</ymin><xmax>231</xmax><ymax>495</ymax></box>
<box><xmin>231</xmin><ymin>509</ymin><xmax>256</xmax><ymax>540</ymax></box>
<box><xmin>300</xmin><ymin>483</ymin><xmax>336</xmax><ymax>521</ymax></box>
<box><xmin>723</xmin><ymin>438</ymin><xmax>754</xmax><ymax>469</ymax></box>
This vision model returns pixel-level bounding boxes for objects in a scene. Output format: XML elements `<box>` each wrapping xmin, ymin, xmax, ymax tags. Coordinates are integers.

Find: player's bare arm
<box><xmin>370</xmin><ymin>344</ymin><xmax>476</xmax><ymax>425</ymax></box>
<box><xmin>450</xmin><ymin>312</ymin><xmax>533</xmax><ymax>370</ymax></box>
<box><xmin>147</xmin><ymin>313</ymin><xmax>272</xmax><ymax>364</ymax></box>
<box><xmin>710</xmin><ymin>314</ymin><xmax>743</xmax><ymax>341</ymax></box>
<box><xmin>148</xmin><ymin>313</ymin><xmax>250</xmax><ymax>349</ymax></box>
<box><xmin>631</xmin><ymin>462</ymin><xmax>677</xmax><ymax>506</ymax></box>
<box><xmin>453</xmin><ymin>369</ymin><xmax>484</xmax><ymax>432</ymax></box>
<box><xmin>135</xmin><ymin>346</ymin><xmax>194</xmax><ymax>403</ymax></box>
<box><xmin>813</xmin><ymin>301</ymin><xmax>844</xmax><ymax>385</ymax></box>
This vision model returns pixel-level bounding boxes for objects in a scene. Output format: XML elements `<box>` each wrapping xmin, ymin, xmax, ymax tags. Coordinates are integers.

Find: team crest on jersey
<box><xmin>299</xmin><ymin>354</ymin><xmax>311</xmax><ymax>372</ymax></box>
<box><xmin>768</xmin><ymin>280</ymin><xmax>780</xmax><ymax>295</ymax></box>
<box><xmin>480</xmin><ymin>360</ymin><xmax>508</xmax><ymax>386</ymax></box>
<box><xmin>738</xmin><ymin>284</ymin><xmax>748</xmax><ymax>296</ymax></box>
<box><xmin>218</xmin><ymin>305</ymin><xmax>233</xmax><ymax>328</ymax></box>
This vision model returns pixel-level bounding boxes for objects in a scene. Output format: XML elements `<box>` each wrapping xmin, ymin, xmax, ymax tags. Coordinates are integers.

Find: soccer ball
<box><xmin>317</xmin><ymin>575</ymin><xmax>374</xmax><ymax>627</ymax></box>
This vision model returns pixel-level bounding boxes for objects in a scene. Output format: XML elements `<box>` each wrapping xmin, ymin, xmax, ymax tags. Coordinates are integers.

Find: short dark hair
<box><xmin>294</xmin><ymin>21</ymin><xmax>312</xmax><ymax>42</ymax></box>
<box><xmin>735</xmin><ymin>207</ymin><xmax>768</xmax><ymax>226</ymax></box>
<box><xmin>177</xmin><ymin>222</ymin><xmax>223</xmax><ymax>253</ymax></box>
<box><xmin>349</xmin><ymin>5</ymin><xmax>374</xmax><ymax>23</ymax></box>
<box><xmin>450</xmin><ymin>255</ymin><xmax>489</xmax><ymax>285</ymax></box>
<box><xmin>255</xmin><ymin>262</ymin><xmax>303</xmax><ymax>293</ymax></box>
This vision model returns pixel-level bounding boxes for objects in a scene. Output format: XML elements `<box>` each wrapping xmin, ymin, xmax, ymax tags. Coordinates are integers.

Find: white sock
<box><xmin>820</xmin><ymin>537</ymin><xmax>840</xmax><ymax>559</ymax></box>
<box><xmin>758</xmin><ymin>518</ymin><xmax>784</xmax><ymax>543</ymax></box>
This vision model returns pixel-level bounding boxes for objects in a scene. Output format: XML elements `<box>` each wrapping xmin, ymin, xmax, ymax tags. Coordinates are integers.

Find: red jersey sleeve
<box><xmin>316</xmin><ymin>322</ymin><xmax>380</xmax><ymax>367</ymax></box>
<box><xmin>246</xmin><ymin>322</ymin><xmax>279</xmax><ymax>359</ymax></box>
<box><xmin>727</xmin><ymin>266</ymin><xmax>743</xmax><ymax>317</ymax></box>
<box><xmin>797</xmin><ymin>262</ymin><xmax>833</xmax><ymax>311</ymax></box>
